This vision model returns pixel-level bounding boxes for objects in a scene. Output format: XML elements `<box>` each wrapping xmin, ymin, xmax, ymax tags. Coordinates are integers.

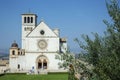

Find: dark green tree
<box><xmin>75</xmin><ymin>0</ymin><xmax>120</xmax><ymax>79</ymax></box>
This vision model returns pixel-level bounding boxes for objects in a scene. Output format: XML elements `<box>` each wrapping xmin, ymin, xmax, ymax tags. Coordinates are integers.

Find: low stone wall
<box><xmin>0</xmin><ymin>59</ymin><xmax>9</xmax><ymax>74</ymax></box>
<box><xmin>0</xmin><ymin>66</ymin><xmax>8</xmax><ymax>73</ymax></box>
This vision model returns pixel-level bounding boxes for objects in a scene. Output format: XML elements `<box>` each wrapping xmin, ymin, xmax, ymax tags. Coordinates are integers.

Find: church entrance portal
<box><xmin>43</xmin><ymin>59</ymin><xmax>47</xmax><ymax>69</ymax></box>
<box><xmin>38</xmin><ymin>60</ymin><xmax>42</xmax><ymax>69</ymax></box>
<box><xmin>37</xmin><ymin>55</ymin><xmax>48</xmax><ymax>70</ymax></box>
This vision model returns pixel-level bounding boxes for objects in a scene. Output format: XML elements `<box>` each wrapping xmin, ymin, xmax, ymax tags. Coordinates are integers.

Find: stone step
<box><xmin>37</xmin><ymin>70</ymin><xmax>48</xmax><ymax>74</ymax></box>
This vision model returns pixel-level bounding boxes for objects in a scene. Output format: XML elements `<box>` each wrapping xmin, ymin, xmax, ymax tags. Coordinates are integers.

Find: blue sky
<box><xmin>0</xmin><ymin>0</ymin><xmax>112</xmax><ymax>54</ymax></box>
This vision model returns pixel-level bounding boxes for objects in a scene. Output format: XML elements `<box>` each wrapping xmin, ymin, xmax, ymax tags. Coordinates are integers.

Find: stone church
<box><xmin>9</xmin><ymin>13</ymin><xmax>67</xmax><ymax>73</ymax></box>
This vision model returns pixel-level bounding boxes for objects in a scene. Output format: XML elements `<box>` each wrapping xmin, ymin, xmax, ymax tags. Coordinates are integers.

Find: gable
<box><xmin>27</xmin><ymin>21</ymin><xmax>58</xmax><ymax>37</ymax></box>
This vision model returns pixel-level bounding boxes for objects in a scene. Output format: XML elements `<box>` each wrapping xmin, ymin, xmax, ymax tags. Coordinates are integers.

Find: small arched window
<box><xmin>18</xmin><ymin>64</ymin><xmax>20</xmax><ymax>69</ymax></box>
<box><xmin>31</xmin><ymin>17</ymin><xmax>33</xmax><ymax>23</ymax></box>
<box><xmin>27</xmin><ymin>17</ymin><xmax>30</xmax><ymax>23</ymax></box>
<box><xmin>24</xmin><ymin>17</ymin><xmax>26</xmax><ymax>23</ymax></box>
<box><xmin>12</xmin><ymin>50</ymin><xmax>15</xmax><ymax>55</ymax></box>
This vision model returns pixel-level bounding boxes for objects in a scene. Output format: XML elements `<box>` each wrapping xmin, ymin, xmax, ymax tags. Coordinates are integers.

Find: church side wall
<box><xmin>9</xmin><ymin>58</ymin><xmax>18</xmax><ymax>72</ymax></box>
<box><xmin>17</xmin><ymin>56</ymin><xmax>26</xmax><ymax>71</ymax></box>
<box><xmin>9</xmin><ymin>56</ymin><xmax>26</xmax><ymax>73</ymax></box>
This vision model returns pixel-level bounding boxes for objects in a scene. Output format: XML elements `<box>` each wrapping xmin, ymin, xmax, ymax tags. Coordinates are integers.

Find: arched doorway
<box><xmin>43</xmin><ymin>59</ymin><xmax>47</xmax><ymax>69</ymax></box>
<box><xmin>38</xmin><ymin>59</ymin><xmax>42</xmax><ymax>69</ymax></box>
<box><xmin>36</xmin><ymin>55</ymin><xmax>48</xmax><ymax>70</ymax></box>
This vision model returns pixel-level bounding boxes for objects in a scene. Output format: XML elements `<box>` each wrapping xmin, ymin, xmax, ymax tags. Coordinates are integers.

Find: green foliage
<box><xmin>56</xmin><ymin>52</ymin><xmax>78</xmax><ymax>80</ymax></box>
<box><xmin>74</xmin><ymin>0</ymin><xmax>120</xmax><ymax>80</ymax></box>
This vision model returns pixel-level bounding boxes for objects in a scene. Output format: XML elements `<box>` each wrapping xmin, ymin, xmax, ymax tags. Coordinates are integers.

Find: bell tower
<box><xmin>21</xmin><ymin>13</ymin><xmax>37</xmax><ymax>49</ymax></box>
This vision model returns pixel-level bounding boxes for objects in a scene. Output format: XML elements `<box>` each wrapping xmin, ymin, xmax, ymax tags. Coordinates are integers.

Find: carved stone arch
<box><xmin>36</xmin><ymin>55</ymin><xmax>49</xmax><ymax>70</ymax></box>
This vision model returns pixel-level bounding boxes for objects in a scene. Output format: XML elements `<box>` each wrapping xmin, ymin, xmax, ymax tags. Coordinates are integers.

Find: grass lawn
<box><xmin>0</xmin><ymin>73</ymin><xmax>68</xmax><ymax>80</ymax></box>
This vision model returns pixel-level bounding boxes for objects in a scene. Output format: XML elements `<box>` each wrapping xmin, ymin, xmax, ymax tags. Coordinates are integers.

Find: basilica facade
<box><xmin>9</xmin><ymin>13</ymin><xmax>67</xmax><ymax>73</ymax></box>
